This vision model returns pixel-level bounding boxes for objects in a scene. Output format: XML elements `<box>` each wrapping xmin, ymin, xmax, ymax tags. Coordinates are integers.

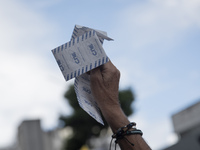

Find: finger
<box><xmin>101</xmin><ymin>60</ymin><xmax>120</xmax><ymax>80</ymax></box>
<box><xmin>101</xmin><ymin>60</ymin><xmax>117</xmax><ymax>73</ymax></box>
<box><xmin>90</xmin><ymin>67</ymin><xmax>102</xmax><ymax>81</ymax></box>
<box><xmin>90</xmin><ymin>66</ymin><xmax>100</xmax><ymax>75</ymax></box>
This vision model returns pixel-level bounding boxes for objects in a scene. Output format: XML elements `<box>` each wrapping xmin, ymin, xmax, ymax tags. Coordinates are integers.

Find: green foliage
<box><xmin>119</xmin><ymin>89</ymin><xmax>134</xmax><ymax>116</ymax></box>
<box><xmin>59</xmin><ymin>84</ymin><xmax>135</xmax><ymax>150</ymax></box>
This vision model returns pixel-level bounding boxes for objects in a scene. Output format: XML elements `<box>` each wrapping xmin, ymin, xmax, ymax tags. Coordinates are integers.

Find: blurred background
<box><xmin>0</xmin><ymin>0</ymin><xmax>200</xmax><ymax>150</ymax></box>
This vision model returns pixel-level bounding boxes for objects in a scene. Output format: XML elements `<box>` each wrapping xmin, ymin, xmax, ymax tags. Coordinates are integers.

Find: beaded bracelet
<box><xmin>109</xmin><ymin>122</ymin><xmax>143</xmax><ymax>150</ymax></box>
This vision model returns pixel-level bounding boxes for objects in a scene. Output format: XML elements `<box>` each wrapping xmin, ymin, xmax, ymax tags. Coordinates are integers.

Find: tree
<box><xmin>59</xmin><ymin>84</ymin><xmax>135</xmax><ymax>150</ymax></box>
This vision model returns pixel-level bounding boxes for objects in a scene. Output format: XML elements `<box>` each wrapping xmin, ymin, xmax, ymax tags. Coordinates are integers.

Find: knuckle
<box><xmin>111</xmin><ymin>67</ymin><xmax>120</xmax><ymax>78</ymax></box>
<box><xmin>117</xmin><ymin>69</ymin><xmax>120</xmax><ymax>78</ymax></box>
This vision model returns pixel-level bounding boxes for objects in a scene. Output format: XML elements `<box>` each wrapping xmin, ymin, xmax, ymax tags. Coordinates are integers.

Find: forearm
<box><xmin>100</xmin><ymin>104</ymin><xmax>130</xmax><ymax>132</ymax></box>
<box><xmin>90</xmin><ymin>62</ymin><xmax>151</xmax><ymax>149</ymax></box>
<box><xmin>100</xmin><ymin>104</ymin><xmax>151</xmax><ymax>150</ymax></box>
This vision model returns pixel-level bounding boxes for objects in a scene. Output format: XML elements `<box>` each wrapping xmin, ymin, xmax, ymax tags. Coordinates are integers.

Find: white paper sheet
<box><xmin>51</xmin><ymin>25</ymin><xmax>113</xmax><ymax>124</ymax></box>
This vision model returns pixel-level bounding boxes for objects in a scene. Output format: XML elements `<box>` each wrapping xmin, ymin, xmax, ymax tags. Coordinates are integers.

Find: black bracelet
<box><xmin>126</xmin><ymin>129</ymin><xmax>143</xmax><ymax>136</ymax></box>
<box><xmin>112</xmin><ymin>122</ymin><xmax>136</xmax><ymax>138</ymax></box>
<box><xmin>110</xmin><ymin>122</ymin><xmax>143</xmax><ymax>150</ymax></box>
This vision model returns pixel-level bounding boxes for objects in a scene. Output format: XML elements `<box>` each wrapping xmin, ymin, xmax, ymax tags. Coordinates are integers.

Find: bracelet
<box><xmin>126</xmin><ymin>129</ymin><xmax>143</xmax><ymax>136</ymax></box>
<box><xmin>112</xmin><ymin>122</ymin><xmax>136</xmax><ymax>138</ymax></box>
<box><xmin>109</xmin><ymin>122</ymin><xmax>143</xmax><ymax>150</ymax></box>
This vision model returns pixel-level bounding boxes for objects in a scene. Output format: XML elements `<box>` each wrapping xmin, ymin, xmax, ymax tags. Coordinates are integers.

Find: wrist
<box><xmin>100</xmin><ymin>104</ymin><xmax>130</xmax><ymax>132</ymax></box>
<box><xmin>96</xmin><ymin>96</ymin><xmax>120</xmax><ymax>110</ymax></box>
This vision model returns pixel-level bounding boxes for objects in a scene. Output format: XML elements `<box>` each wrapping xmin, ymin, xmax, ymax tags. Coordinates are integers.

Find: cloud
<box><xmin>0</xmin><ymin>0</ymin><xmax>199</xmax><ymax>149</ymax></box>
<box><xmin>111</xmin><ymin>0</ymin><xmax>200</xmax><ymax>149</ymax></box>
<box><xmin>0</xmin><ymin>0</ymin><xmax>59</xmax><ymax>54</ymax></box>
<box><xmin>113</xmin><ymin>0</ymin><xmax>200</xmax><ymax>50</ymax></box>
<box><xmin>0</xmin><ymin>48</ymin><xmax>72</xmax><ymax>147</ymax></box>
<box><xmin>111</xmin><ymin>0</ymin><xmax>200</xmax><ymax>99</ymax></box>
<box><xmin>0</xmin><ymin>0</ymin><xmax>72</xmax><ymax>147</ymax></box>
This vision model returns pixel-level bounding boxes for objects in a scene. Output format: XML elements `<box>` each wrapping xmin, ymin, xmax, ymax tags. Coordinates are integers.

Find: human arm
<box><xmin>90</xmin><ymin>61</ymin><xmax>151</xmax><ymax>150</ymax></box>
